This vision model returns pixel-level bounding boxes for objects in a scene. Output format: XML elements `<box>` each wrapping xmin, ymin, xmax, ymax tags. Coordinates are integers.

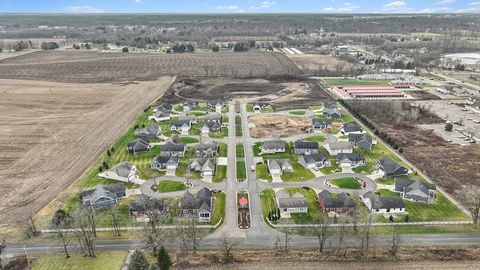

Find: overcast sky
<box><xmin>1</xmin><ymin>0</ymin><xmax>480</xmax><ymax>13</ymax></box>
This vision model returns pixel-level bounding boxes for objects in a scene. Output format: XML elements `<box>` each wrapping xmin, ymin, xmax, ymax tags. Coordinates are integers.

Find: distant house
<box><xmin>436</xmin><ymin>85</ymin><xmax>470</xmax><ymax>97</ymax></box>
<box><xmin>294</xmin><ymin>140</ymin><xmax>319</xmax><ymax>155</ymax></box>
<box><xmin>183</xmin><ymin>101</ymin><xmax>198</xmax><ymax>112</ymax></box>
<box><xmin>323</xmin><ymin>103</ymin><xmax>337</xmax><ymax>110</ymax></box>
<box><xmin>180</xmin><ymin>188</ymin><xmax>214</xmax><ymax>222</ymax></box>
<box><xmin>325</xmin><ymin>142</ymin><xmax>353</xmax><ymax>155</ymax></box>
<box><xmin>178</xmin><ymin>115</ymin><xmax>198</xmax><ymax>124</ymax></box>
<box><xmin>336</xmin><ymin>153</ymin><xmax>365</xmax><ymax>167</ymax></box>
<box><xmin>318</xmin><ymin>190</ymin><xmax>356</xmax><ymax>215</ymax></box>
<box><xmin>363</xmin><ymin>191</ymin><xmax>405</xmax><ymax>214</ymax></box>
<box><xmin>135</xmin><ymin>125</ymin><xmax>162</xmax><ymax>139</ymax></box>
<box><xmin>189</xmin><ymin>158</ymin><xmax>216</xmax><ymax>176</ymax></box>
<box><xmin>207</xmin><ymin>101</ymin><xmax>223</xmax><ymax>113</ymax></box>
<box><xmin>394</xmin><ymin>178</ymin><xmax>436</xmax><ymax>203</ymax></box>
<box><xmin>154</xmin><ymin>103</ymin><xmax>173</xmax><ymax>114</ymax></box>
<box><xmin>81</xmin><ymin>183</ymin><xmax>126</xmax><ymax>210</ymax></box>
<box><xmin>298</xmin><ymin>153</ymin><xmax>330</xmax><ymax>170</ymax></box>
<box><xmin>170</xmin><ymin>119</ymin><xmax>191</xmax><ymax>135</ymax></box>
<box><xmin>151</xmin><ymin>155</ymin><xmax>179</xmax><ymax>171</ymax></box>
<box><xmin>159</xmin><ymin>142</ymin><xmax>186</xmax><ymax>157</ymax></box>
<box><xmin>312</xmin><ymin>119</ymin><xmax>333</xmax><ymax>129</ymax></box>
<box><xmin>260</xmin><ymin>140</ymin><xmax>286</xmax><ymax>154</ymax></box>
<box><xmin>127</xmin><ymin>138</ymin><xmax>151</xmax><ymax>154</ymax></box>
<box><xmin>349</xmin><ymin>133</ymin><xmax>373</xmax><ymax>149</ymax></box>
<box><xmin>275</xmin><ymin>189</ymin><xmax>308</xmax><ymax>218</ymax></box>
<box><xmin>323</xmin><ymin>108</ymin><xmax>342</xmax><ymax>119</ymax></box>
<box><xmin>99</xmin><ymin>162</ymin><xmax>137</xmax><ymax>182</ymax></box>
<box><xmin>252</xmin><ymin>102</ymin><xmax>269</xmax><ymax>113</ymax></box>
<box><xmin>340</xmin><ymin>123</ymin><xmax>363</xmax><ymax>136</ymax></box>
<box><xmin>376</xmin><ymin>156</ymin><xmax>409</xmax><ymax>178</ymax></box>
<box><xmin>201</xmin><ymin>113</ymin><xmax>222</xmax><ymax>133</ymax></box>
<box><xmin>194</xmin><ymin>141</ymin><xmax>219</xmax><ymax>157</ymax></box>
<box><xmin>148</xmin><ymin>111</ymin><xmax>171</xmax><ymax>122</ymax></box>
<box><xmin>128</xmin><ymin>196</ymin><xmax>169</xmax><ymax>220</ymax></box>
<box><xmin>267</xmin><ymin>159</ymin><xmax>293</xmax><ymax>175</ymax></box>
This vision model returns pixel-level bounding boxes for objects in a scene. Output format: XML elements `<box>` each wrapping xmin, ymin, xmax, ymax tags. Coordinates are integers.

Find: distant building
<box><xmin>81</xmin><ymin>184</ymin><xmax>126</xmax><ymax>210</ymax></box>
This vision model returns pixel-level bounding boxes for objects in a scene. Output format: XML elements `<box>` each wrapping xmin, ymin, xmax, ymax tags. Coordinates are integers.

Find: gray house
<box><xmin>81</xmin><ymin>183</ymin><xmax>126</xmax><ymax>210</ymax></box>
<box><xmin>336</xmin><ymin>153</ymin><xmax>365</xmax><ymax>167</ymax></box>
<box><xmin>363</xmin><ymin>191</ymin><xmax>405</xmax><ymax>214</ymax></box>
<box><xmin>298</xmin><ymin>154</ymin><xmax>330</xmax><ymax>170</ymax></box>
<box><xmin>252</xmin><ymin>102</ymin><xmax>269</xmax><ymax>112</ymax></box>
<box><xmin>276</xmin><ymin>189</ymin><xmax>308</xmax><ymax>218</ymax></box>
<box><xmin>207</xmin><ymin>101</ymin><xmax>223</xmax><ymax>113</ymax></box>
<box><xmin>183</xmin><ymin>101</ymin><xmax>199</xmax><ymax>111</ymax></box>
<box><xmin>394</xmin><ymin>178</ymin><xmax>436</xmax><ymax>203</ymax></box>
<box><xmin>268</xmin><ymin>159</ymin><xmax>293</xmax><ymax>175</ymax></box>
<box><xmin>294</xmin><ymin>140</ymin><xmax>319</xmax><ymax>155</ymax></box>
<box><xmin>323</xmin><ymin>108</ymin><xmax>342</xmax><ymax>118</ymax></box>
<box><xmin>99</xmin><ymin>162</ymin><xmax>137</xmax><ymax>182</ymax></box>
<box><xmin>149</xmin><ymin>111</ymin><xmax>171</xmax><ymax>122</ymax></box>
<box><xmin>349</xmin><ymin>133</ymin><xmax>373</xmax><ymax>149</ymax></box>
<box><xmin>260</xmin><ymin>140</ymin><xmax>286</xmax><ymax>154</ymax></box>
<box><xmin>312</xmin><ymin>119</ymin><xmax>333</xmax><ymax>129</ymax></box>
<box><xmin>155</xmin><ymin>103</ymin><xmax>173</xmax><ymax>114</ymax></box>
<box><xmin>376</xmin><ymin>156</ymin><xmax>409</xmax><ymax>178</ymax></box>
<box><xmin>127</xmin><ymin>138</ymin><xmax>151</xmax><ymax>154</ymax></box>
<box><xmin>180</xmin><ymin>188</ymin><xmax>214</xmax><ymax>222</ymax></box>
<box><xmin>178</xmin><ymin>115</ymin><xmax>198</xmax><ymax>124</ymax></box>
<box><xmin>135</xmin><ymin>125</ymin><xmax>162</xmax><ymax>139</ymax></box>
<box><xmin>151</xmin><ymin>155</ymin><xmax>179</xmax><ymax>171</ymax></box>
<box><xmin>201</xmin><ymin>113</ymin><xmax>222</xmax><ymax>133</ymax></box>
<box><xmin>170</xmin><ymin>119</ymin><xmax>191</xmax><ymax>134</ymax></box>
<box><xmin>340</xmin><ymin>123</ymin><xmax>363</xmax><ymax>135</ymax></box>
<box><xmin>159</xmin><ymin>142</ymin><xmax>186</xmax><ymax>157</ymax></box>
<box><xmin>195</xmin><ymin>141</ymin><xmax>219</xmax><ymax>157</ymax></box>
<box><xmin>189</xmin><ymin>158</ymin><xmax>216</xmax><ymax>176</ymax></box>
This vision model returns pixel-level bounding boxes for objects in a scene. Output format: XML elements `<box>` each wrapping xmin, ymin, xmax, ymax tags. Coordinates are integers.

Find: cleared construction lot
<box><xmin>0</xmin><ymin>77</ymin><xmax>173</xmax><ymax>224</ymax></box>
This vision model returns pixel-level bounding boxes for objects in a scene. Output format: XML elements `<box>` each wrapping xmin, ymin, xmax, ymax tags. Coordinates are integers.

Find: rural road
<box><xmin>431</xmin><ymin>71</ymin><xmax>480</xmax><ymax>92</ymax></box>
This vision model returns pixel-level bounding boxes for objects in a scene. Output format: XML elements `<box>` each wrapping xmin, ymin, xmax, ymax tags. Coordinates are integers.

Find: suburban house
<box><xmin>298</xmin><ymin>153</ymin><xmax>330</xmax><ymax>170</ymax></box>
<box><xmin>394</xmin><ymin>178</ymin><xmax>436</xmax><ymax>203</ymax></box>
<box><xmin>135</xmin><ymin>125</ymin><xmax>162</xmax><ymax>139</ymax></box>
<box><xmin>183</xmin><ymin>101</ymin><xmax>199</xmax><ymax>112</ymax></box>
<box><xmin>178</xmin><ymin>115</ymin><xmax>198</xmax><ymax>124</ymax></box>
<box><xmin>318</xmin><ymin>190</ymin><xmax>356</xmax><ymax>215</ymax></box>
<box><xmin>252</xmin><ymin>102</ymin><xmax>269</xmax><ymax>112</ymax></box>
<box><xmin>312</xmin><ymin>119</ymin><xmax>333</xmax><ymax>129</ymax></box>
<box><xmin>349</xmin><ymin>133</ymin><xmax>374</xmax><ymax>149</ymax></box>
<box><xmin>376</xmin><ymin>156</ymin><xmax>409</xmax><ymax>178</ymax></box>
<box><xmin>194</xmin><ymin>141</ymin><xmax>219</xmax><ymax>157</ymax></box>
<box><xmin>436</xmin><ymin>85</ymin><xmax>470</xmax><ymax>97</ymax></box>
<box><xmin>149</xmin><ymin>111</ymin><xmax>171</xmax><ymax>122</ymax></box>
<box><xmin>151</xmin><ymin>155</ymin><xmax>179</xmax><ymax>171</ymax></box>
<box><xmin>294</xmin><ymin>140</ymin><xmax>319</xmax><ymax>155</ymax></box>
<box><xmin>207</xmin><ymin>101</ymin><xmax>223</xmax><ymax>113</ymax></box>
<box><xmin>170</xmin><ymin>119</ymin><xmax>192</xmax><ymax>135</ymax></box>
<box><xmin>80</xmin><ymin>183</ymin><xmax>126</xmax><ymax>210</ymax></box>
<box><xmin>259</xmin><ymin>140</ymin><xmax>286</xmax><ymax>154</ymax></box>
<box><xmin>336</xmin><ymin>153</ymin><xmax>365</xmax><ymax>167</ymax></box>
<box><xmin>201</xmin><ymin>113</ymin><xmax>222</xmax><ymax>133</ymax></box>
<box><xmin>127</xmin><ymin>138</ymin><xmax>151</xmax><ymax>154</ymax></box>
<box><xmin>189</xmin><ymin>158</ymin><xmax>216</xmax><ymax>176</ymax></box>
<box><xmin>128</xmin><ymin>196</ymin><xmax>169</xmax><ymax>220</ymax></box>
<box><xmin>267</xmin><ymin>159</ymin><xmax>293</xmax><ymax>175</ymax></box>
<box><xmin>325</xmin><ymin>142</ymin><xmax>353</xmax><ymax>155</ymax></box>
<box><xmin>323</xmin><ymin>108</ymin><xmax>342</xmax><ymax>119</ymax></box>
<box><xmin>363</xmin><ymin>191</ymin><xmax>405</xmax><ymax>214</ymax></box>
<box><xmin>180</xmin><ymin>188</ymin><xmax>214</xmax><ymax>222</ymax></box>
<box><xmin>99</xmin><ymin>161</ymin><xmax>137</xmax><ymax>182</ymax></box>
<box><xmin>340</xmin><ymin>123</ymin><xmax>363</xmax><ymax>136</ymax></box>
<box><xmin>159</xmin><ymin>142</ymin><xmax>186</xmax><ymax>157</ymax></box>
<box><xmin>275</xmin><ymin>189</ymin><xmax>308</xmax><ymax>218</ymax></box>
<box><xmin>324</xmin><ymin>103</ymin><xmax>337</xmax><ymax>110</ymax></box>
<box><xmin>155</xmin><ymin>103</ymin><xmax>173</xmax><ymax>114</ymax></box>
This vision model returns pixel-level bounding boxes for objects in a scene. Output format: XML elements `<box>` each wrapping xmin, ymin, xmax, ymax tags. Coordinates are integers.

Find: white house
<box><xmin>325</xmin><ymin>142</ymin><xmax>353</xmax><ymax>155</ymax></box>
<box><xmin>275</xmin><ymin>189</ymin><xmax>308</xmax><ymax>218</ymax></box>
<box><xmin>363</xmin><ymin>191</ymin><xmax>405</xmax><ymax>214</ymax></box>
<box><xmin>99</xmin><ymin>162</ymin><xmax>137</xmax><ymax>182</ymax></box>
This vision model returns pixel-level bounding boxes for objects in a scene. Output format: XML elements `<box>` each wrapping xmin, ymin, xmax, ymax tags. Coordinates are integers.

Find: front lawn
<box><xmin>235</xmin><ymin>116</ymin><xmax>243</xmax><ymax>137</ymax></box>
<box><xmin>329</xmin><ymin>177</ymin><xmax>361</xmax><ymax>189</ymax></box>
<box><xmin>375</xmin><ymin>189</ymin><xmax>400</xmax><ymax>197</ymax></box>
<box><xmin>178</xmin><ymin>136</ymin><xmax>199</xmax><ymax>144</ymax></box>
<box><xmin>31</xmin><ymin>251</ymin><xmax>128</xmax><ymax>270</ymax></box>
<box><xmin>190</xmin><ymin>111</ymin><xmax>206</xmax><ymax>117</ymax></box>
<box><xmin>303</xmin><ymin>135</ymin><xmax>326</xmax><ymax>142</ymax></box>
<box><xmin>213</xmin><ymin>165</ymin><xmax>227</xmax><ymax>183</ymax></box>
<box><xmin>259</xmin><ymin>189</ymin><xmax>276</xmax><ymax>221</ymax></box>
<box><xmin>253</xmin><ymin>142</ymin><xmax>293</xmax><ymax>159</ymax></box>
<box><xmin>319</xmin><ymin>158</ymin><xmax>342</xmax><ymax>175</ymax></box>
<box><xmin>286</xmin><ymin>187</ymin><xmax>323</xmax><ymax>223</ymax></box>
<box><xmin>211</xmin><ymin>192</ymin><xmax>226</xmax><ymax>225</ymax></box>
<box><xmin>209</xmin><ymin>127</ymin><xmax>228</xmax><ymax>139</ymax></box>
<box><xmin>256</xmin><ymin>163</ymin><xmax>272</xmax><ymax>182</ymax></box>
<box><xmin>158</xmin><ymin>180</ymin><xmax>187</xmax><ymax>193</ymax></box>
<box><xmin>404</xmin><ymin>193</ymin><xmax>469</xmax><ymax>222</ymax></box>
<box><xmin>289</xmin><ymin>110</ymin><xmax>306</xmax><ymax>115</ymax></box>
<box><xmin>219</xmin><ymin>143</ymin><xmax>228</xmax><ymax>157</ymax></box>
<box><xmin>280</xmin><ymin>162</ymin><xmax>316</xmax><ymax>182</ymax></box>
<box><xmin>236</xmin><ymin>144</ymin><xmax>244</xmax><ymax>158</ymax></box>
<box><xmin>236</xmin><ymin>160</ymin><xmax>246</xmax><ymax>180</ymax></box>
<box><xmin>376</xmin><ymin>178</ymin><xmax>395</xmax><ymax>185</ymax></box>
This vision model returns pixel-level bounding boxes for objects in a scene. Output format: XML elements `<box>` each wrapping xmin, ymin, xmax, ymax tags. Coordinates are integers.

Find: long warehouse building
<box><xmin>331</xmin><ymin>85</ymin><xmax>408</xmax><ymax>99</ymax></box>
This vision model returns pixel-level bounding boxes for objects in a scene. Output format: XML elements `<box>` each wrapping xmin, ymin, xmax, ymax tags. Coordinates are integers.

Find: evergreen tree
<box><xmin>156</xmin><ymin>246</ymin><xmax>172</xmax><ymax>270</ymax></box>
<box><xmin>128</xmin><ymin>250</ymin><xmax>150</xmax><ymax>270</ymax></box>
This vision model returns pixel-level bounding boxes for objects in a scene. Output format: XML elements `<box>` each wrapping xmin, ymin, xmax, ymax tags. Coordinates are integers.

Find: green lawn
<box><xmin>308</xmin><ymin>105</ymin><xmax>322</xmax><ymax>110</ymax></box>
<box><xmin>404</xmin><ymin>193</ymin><xmax>469</xmax><ymax>222</ymax></box>
<box><xmin>32</xmin><ymin>251</ymin><xmax>128</xmax><ymax>270</ymax></box>
<box><xmin>319</xmin><ymin>158</ymin><xmax>342</xmax><ymax>175</ymax></box>
<box><xmin>178</xmin><ymin>136</ymin><xmax>199</xmax><ymax>144</ymax></box>
<box><xmin>329</xmin><ymin>177</ymin><xmax>361</xmax><ymax>189</ymax></box>
<box><xmin>253</xmin><ymin>142</ymin><xmax>293</xmax><ymax>159</ymax></box>
<box><xmin>376</xmin><ymin>178</ymin><xmax>395</xmax><ymax>185</ymax></box>
<box><xmin>235</xmin><ymin>116</ymin><xmax>243</xmax><ymax>137</ymax></box>
<box><xmin>354</xmin><ymin>143</ymin><xmax>408</xmax><ymax>174</ymax></box>
<box><xmin>246</xmin><ymin>104</ymin><xmax>273</xmax><ymax>113</ymax></box>
<box><xmin>259</xmin><ymin>189</ymin><xmax>276</xmax><ymax>221</ymax></box>
<box><xmin>219</xmin><ymin>143</ymin><xmax>228</xmax><ymax>157</ymax></box>
<box><xmin>236</xmin><ymin>160</ymin><xmax>246</xmax><ymax>180</ymax></box>
<box><xmin>324</xmin><ymin>78</ymin><xmax>390</xmax><ymax>86</ymax></box>
<box><xmin>236</xmin><ymin>144</ymin><xmax>244</xmax><ymax>158</ymax></box>
<box><xmin>330</xmin><ymin>127</ymin><xmax>340</xmax><ymax>134</ymax></box>
<box><xmin>209</xmin><ymin>127</ymin><xmax>228</xmax><ymax>139</ymax></box>
<box><xmin>174</xmin><ymin>104</ymin><xmax>183</xmax><ymax>112</ymax></box>
<box><xmin>285</xmin><ymin>187</ymin><xmax>323</xmax><ymax>223</ymax></box>
<box><xmin>375</xmin><ymin>189</ymin><xmax>400</xmax><ymax>197</ymax></box>
<box><xmin>158</xmin><ymin>180</ymin><xmax>187</xmax><ymax>193</ymax></box>
<box><xmin>256</xmin><ymin>163</ymin><xmax>272</xmax><ymax>182</ymax></box>
<box><xmin>303</xmin><ymin>135</ymin><xmax>326</xmax><ymax>142</ymax></box>
<box><xmin>280</xmin><ymin>162</ymin><xmax>316</xmax><ymax>182</ymax></box>
<box><xmin>213</xmin><ymin>165</ymin><xmax>227</xmax><ymax>183</ymax></box>
<box><xmin>289</xmin><ymin>110</ymin><xmax>306</xmax><ymax>115</ymax></box>
<box><xmin>190</xmin><ymin>111</ymin><xmax>206</xmax><ymax>117</ymax></box>
<box><xmin>211</xmin><ymin>192</ymin><xmax>226</xmax><ymax>225</ymax></box>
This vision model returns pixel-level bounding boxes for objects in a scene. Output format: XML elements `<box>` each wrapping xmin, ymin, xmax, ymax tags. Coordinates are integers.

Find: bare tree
<box><xmin>456</xmin><ymin>186</ymin><xmax>480</xmax><ymax>228</ymax></box>
<box><xmin>108</xmin><ymin>205</ymin><xmax>121</xmax><ymax>237</ymax></box>
<box><xmin>279</xmin><ymin>229</ymin><xmax>293</xmax><ymax>253</ymax></box>
<box><xmin>24</xmin><ymin>210</ymin><xmax>40</xmax><ymax>238</ymax></box>
<box><xmin>350</xmin><ymin>194</ymin><xmax>363</xmax><ymax>232</ymax></box>
<box><xmin>359</xmin><ymin>211</ymin><xmax>374</xmax><ymax>258</ymax></box>
<box><xmin>389</xmin><ymin>225</ymin><xmax>401</xmax><ymax>258</ymax></box>
<box><xmin>219</xmin><ymin>233</ymin><xmax>240</xmax><ymax>263</ymax></box>
<box><xmin>73</xmin><ymin>208</ymin><xmax>96</xmax><ymax>257</ymax></box>
<box><xmin>335</xmin><ymin>215</ymin><xmax>350</xmax><ymax>256</ymax></box>
<box><xmin>177</xmin><ymin>216</ymin><xmax>203</xmax><ymax>254</ymax></box>
<box><xmin>138</xmin><ymin>197</ymin><xmax>167</xmax><ymax>254</ymax></box>
<box><xmin>313</xmin><ymin>217</ymin><xmax>331</xmax><ymax>253</ymax></box>
<box><xmin>85</xmin><ymin>205</ymin><xmax>97</xmax><ymax>237</ymax></box>
<box><xmin>51</xmin><ymin>209</ymin><xmax>74</xmax><ymax>258</ymax></box>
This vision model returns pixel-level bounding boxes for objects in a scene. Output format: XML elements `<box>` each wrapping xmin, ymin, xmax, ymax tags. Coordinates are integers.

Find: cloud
<box><xmin>66</xmin><ymin>5</ymin><xmax>104</xmax><ymax>13</ymax></box>
<box><xmin>323</xmin><ymin>2</ymin><xmax>360</xmax><ymax>12</ymax></box>
<box><xmin>382</xmin><ymin>1</ymin><xmax>414</xmax><ymax>12</ymax></box>
<box><xmin>455</xmin><ymin>1</ymin><xmax>480</xmax><ymax>12</ymax></box>
<box><xmin>251</xmin><ymin>1</ymin><xmax>276</xmax><ymax>9</ymax></box>
<box><xmin>419</xmin><ymin>7</ymin><xmax>451</xmax><ymax>13</ymax></box>
<box><xmin>133</xmin><ymin>0</ymin><xmax>143</xmax><ymax>3</ymax></box>
<box><xmin>434</xmin><ymin>0</ymin><xmax>455</xmax><ymax>5</ymax></box>
<box><xmin>216</xmin><ymin>5</ymin><xmax>240</xmax><ymax>10</ymax></box>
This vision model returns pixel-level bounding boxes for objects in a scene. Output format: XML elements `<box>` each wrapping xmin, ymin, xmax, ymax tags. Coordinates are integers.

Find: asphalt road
<box><xmin>431</xmin><ymin>71</ymin><xmax>480</xmax><ymax>92</ymax></box>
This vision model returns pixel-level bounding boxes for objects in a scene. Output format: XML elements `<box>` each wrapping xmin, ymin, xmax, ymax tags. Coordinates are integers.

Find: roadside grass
<box><xmin>219</xmin><ymin>143</ymin><xmax>228</xmax><ymax>157</ymax></box>
<box><xmin>246</xmin><ymin>104</ymin><xmax>254</xmax><ymax>112</ymax></box>
<box><xmin>256</xmin><ymin>163</ymin><xmax>272</xmax><ymax>182</ymax></box>
<box><xmin>158</xmin><ymin>180</ymin><xmax>187</xmax><ymax>193</ymax></box>
<box><xmin>372</xmin><ymin>224</ymin><xmax>480</xmax><ymax>235</ymax></box>
<box><xmin>259</xmin><ymin>189</ymin><xmax>276</xmax><ymax>221</ymax></box>
<box><xmin>178</xmin><ymin>136</ymin><xmax>199</xmax><ymax>144</ymax></box>
<box><xmin>286</xmin><ymin>187</ymin><xmax>323</xmax><ymax>223</ymax></box>
<box><xmin>213</xmin><ymin>165</ymin><xmax>227</xmax><ymax>183</ymax></box>
<box><xmin>235</xmin><ymin>116</ymin><xmax>243</xmax><ymax>137</ymax></box>
<box><xmin>376</xmin><ymin>178</ymin><xmax>395</xmax><ymax>185</ymax></box>
<box><xmin>303</xmin><ymin>135</ymin><xmax>326</xmax><ymax>142</ymax></box>
<box><xmin>329</xmin><ymin>177</ymin><xmax>361</xmax><ymax>189</ymax></box>
<box><xmin>236</xmin><ymin>144</ymin><xmax>245</xmax><ymax>158</ymax></box>
<box><xmin>324</xmin><ymin>78</ymin><xmax>390</xmax><ymax>86</ymax></box>
<box><xmin>289</xmin><ymin>110</ymin><xmax>306</xmax><ymax>115</ymax></box>
<box><xmin>211</xmin><ymin>192</ymin><xmax>226</xmax><ymax>225</ymax></box>
<box><xmin>31</xmin><ymin>251</ymin><xmax>128</xmax><ymax>270</ymax></box>
<box><xmin>281</xmin><ymin>162</ymin><xmax>316</xmax><ymax>182</ymax></box>
<box><xmin>308</xmin><ymin>105</ymin><xmax>322</xmax><ymax>110</ymax></box>
<box><xmin>236</xmin><ymin>160</ymin><xmax>246</xmax><ymax>180</ymax></box>
<box><xmin>222</xmin><ymin>115</ymin><xmax>229</xmax><ymax>123</ymax></box>
<box><xmin>375</xmin><ymin>189</ymin><xmax>400</xmax><ymax>197</ymax></box>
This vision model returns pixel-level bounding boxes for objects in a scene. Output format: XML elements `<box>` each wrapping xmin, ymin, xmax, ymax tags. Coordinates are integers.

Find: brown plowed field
<box><xmin>0</xmin><ymin>77</ymin><xmax>173</xmax><ymax>224</ymax></box>
<box><xmin>0</xmin><ymin>50</ymin><xmax>302</xmax><ymax>83</ymax></box>
<box><xmin>249</xmin><ymin>115</ymin><xmax>311</xmax><ymax>138</ymax></box>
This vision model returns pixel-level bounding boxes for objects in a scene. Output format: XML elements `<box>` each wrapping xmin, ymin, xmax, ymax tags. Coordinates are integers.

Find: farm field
<box><xmin>249</xmin><ymin>115</ymin><xmax>311</xmax><ymax>138</ymax></box>
<box><xmin>0</xmin><ymin>77</ymin><xmax>173</xmax><ymax>225</ymax></box>
<box><xmin>0</xmin><ymin>50</ymin><xmax>302</xmax><ymax>83</ymax></box>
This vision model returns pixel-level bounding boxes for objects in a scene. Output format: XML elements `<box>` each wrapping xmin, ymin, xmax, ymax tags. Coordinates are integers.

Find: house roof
<box><xmin>363</xmin><ymin>191</ymin><xmax>405</xmax><ymax>209</ymax></box>
<box><xmin>181</xmin><ymin>188</ymin><xmax>213</xmax><ymax>212</ymax></box>
<box><xmin>342</xmin><ymin>123</ymin><xmax>362</xmax><ymax>133</ymax></box>
<box><xmin>299</xmin><ymin>153</ymin><xmax>329</xmax><ymax>164</ymax></box>
<box><xmin>204</xmin><ymin>113</ymin><xmax>222</xmax><ymax>122</ymax></box>
<box><xmin>153</xmin><ymin>155</ymin><xmax>179</xmax><ymax>165</ymax></box>
<box><xmin>195</xmin><ymin>141</ymin><xmax>218</xmax><ymax>152</ymax></box>
<box><xmin>171</xmin><ymin>119</ymin><xmax>191</xmax><ymax>128</ymax></box>
<box><xmin>295</xmin><ymin>140</ymin><xmax>319</xmax><ymax>150</ymax></box>
<box><xmin>127</xmin><ymin>138</ymin><xmax>150</xmax><ymax>151</ymax></box>
<box><xmin>312</xmin><ymin>118</ymin><xmax>333</xmax><ymax>126</ymax></box>
<box><xmin>320</xmin><ymin>192</ymin><xmax>356</xmax><ymax>209</ymax></box>
<box><xmin>327</xmin><ymin>142</ymin><xmax>353</xmax><ymax>151</ymax></box>
<box><xmin>110</xmin><ymin>162</ymin><xmax>135</xmax><ymax>178</ymax></box>
<box><xmin>178</xmin><ymin>115</ymin><xmax>197</xmax><ymax>122</ymax></box>
<box><xmin>395</xmin><ymin>178</ymin><xmax>436</xmax><ymax>197</ymax></box>
<box><xmin>81</xmin><ymin>183</ymin><xmax>126</xmax><ymax>203</ymax></box>
<box><xmin>323</xmin><ymin>108</ymin><xmax>342</xmax><ymax>117</ymax></box>
<box><xmin>276</xmin><ymin>190</ymin><xmax>308</xmax><ymax>208</ymax></box>
<box><xmin>262</xmin><ymin>140</ymin><xmax>286</xmax><ymax>150</ymax></box>
<box><xmin>349</xmin><ymin>133</ymin><xmax>372</xmax><ymax>146</ymax></box>
<box><xmin>135</xmin><ymin>125</ymin><xmax>161</xmax><ymax>136</ymax></box>
<box><xmin>377</xmin><ymin>156</ymin><xmax>407</xmax><ymax>175</ymax></box>
<box><xmin>129</xmin><ymin>196</ymin><xmax>168</xmax><ymax>212</ymax></box>
<box><xmin>160</xmin><ymin>142</ymin><xmax>186</xmax><ymax>152</ymax></box>
<box><xmin>318</xmin><ymin>190</ymin><xmax>333</xmax><ymax>199</ymax></box>
<box><xmin>190</xmin><ymin>158</ymin><xmax>216</xmax><ymax>171</ymax></box>
<box><xmin>336</xmin><ymin>153</ymin><xmax>365</xmax><ymax>163</ymax></box>
<box><xmin>268</xmin><ymin>159</ymin><xmax>291</xmax><ymax>170</ymax></box>
<box><xmin>324</xmin><ymin>103</ymin><xmax>337</xmax><ymax>110</ymax></box>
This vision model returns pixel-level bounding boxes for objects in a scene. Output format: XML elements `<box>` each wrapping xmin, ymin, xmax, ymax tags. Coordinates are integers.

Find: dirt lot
<box><xmin>0</xmin><ymin>50</ymin><xmax>302</xmax><ymax>83</ymax></box>
<box><xmin>249</xmin><ymin>115</ymin><xmax>311</xmax><ymax>138</ymax></box>
<box><xmin>0</xmin><ymin>77</ymin><xmax>173</xmax><ymax>224</ymax></box>
<box><xmin>162</xmin><ymin>77</ymin><xmax>333</xmax><ymax>110</ymax></box>
<box><xmin>288</xmin><ymin>54</ymin><xmax>357</xmax><ymax>76</ymax></box>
